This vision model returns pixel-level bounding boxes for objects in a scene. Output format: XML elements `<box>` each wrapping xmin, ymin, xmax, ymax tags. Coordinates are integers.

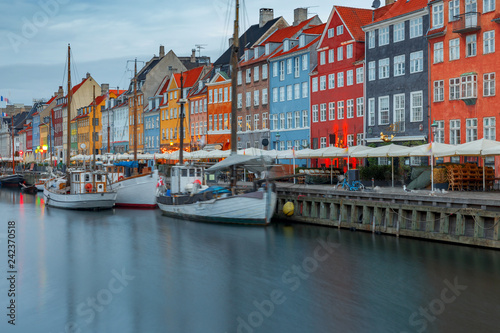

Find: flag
<box><xmin>427</xmin><ymin>142</ymin><xmax>433</xmax><ymax>154</ymax></box>
<box><xmin>156</xmin><ymin>177</ymin><xmax>164</xmax><ymax>188</ymax></box>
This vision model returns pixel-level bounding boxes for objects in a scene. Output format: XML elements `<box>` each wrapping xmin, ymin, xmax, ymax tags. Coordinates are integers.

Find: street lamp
<box><xmin>430</xmin><ymin>120</ymin><xmax>439</xmax><ymax>192</ymax></box>
<box><xmin>276</xmin><ymin>132</ymin><xmax>280</xmax><ymax>151</ymax></box>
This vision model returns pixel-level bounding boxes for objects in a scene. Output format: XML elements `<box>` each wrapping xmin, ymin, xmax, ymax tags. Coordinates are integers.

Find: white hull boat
<box><xmin>43</xmin><ymin>187</ymin><xmax>117</xmax><ymax>209</ymax></box>
<box><xmin>113</xmin><ymin>170</ymin><xmax>159</xmax><ymax>208</ymax></box>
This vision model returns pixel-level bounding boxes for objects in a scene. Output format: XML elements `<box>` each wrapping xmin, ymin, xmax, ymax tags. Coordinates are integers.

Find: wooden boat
<box><xmin>43</xmin><ymin>169</ymin><xmax>117</xmax><ymax>209</ymax></box>
<box><xmin>0</xmin><ymin>174</ymin><xmax>24</xmax><ymax>187</ymax></box>
<box><xmin>20</xmin><ymin>182</ymin><xmax>38</xmax><ymax>194</ymax></box>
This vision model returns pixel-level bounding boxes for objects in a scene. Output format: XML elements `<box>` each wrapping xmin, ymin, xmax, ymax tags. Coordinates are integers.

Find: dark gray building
<box><xmin>363</xmin><ymin>0</ymin><xmax>430</xmax><ymax>152</ymax></box>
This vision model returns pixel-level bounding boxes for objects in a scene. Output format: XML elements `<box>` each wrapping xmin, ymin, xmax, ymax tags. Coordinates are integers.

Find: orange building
<box><xmin>187</xmin><ymin>71</ymin><xmax>210</xmax><ymax>151</ymax></box>
<box><xmin>427</xmin><ymin>0</ymin><xmax>499</xmax><ymax>169</ymax></box>
<box><xmin>206</xmin><ymin>71</ymin><xmax>232</xmax><ymax>150</ymax></box>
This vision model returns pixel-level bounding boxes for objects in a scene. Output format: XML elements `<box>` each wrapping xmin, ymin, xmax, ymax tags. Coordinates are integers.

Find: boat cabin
<box><xmin>171</xmin><ymin>164</ymin><xmax>204</xmax><ymax>194</ymax></box>
<box><xmin>70</xmin><ymin>170</ymin><xmax>109</xmax><ymax>194</ymax></box>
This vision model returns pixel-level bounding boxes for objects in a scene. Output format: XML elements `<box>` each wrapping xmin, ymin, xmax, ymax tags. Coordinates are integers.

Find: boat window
<box><xmin>181</xmin><ymin>169</ymin><xmax>188</xmax><ymax>177</ymax></box>
<box><xmin>74</xmin><ymin>174</ymin><xmax>79</xmax><ymax>182</ymax></box>
<box><xmin>85</xmin><ymin>174</ymin><xmax>90</xmax><ymax>182</ymax></box>
<box><xmin>96</xmin><ymin>175</ymin><xmax>102</xmax><ymax>182</ymax></box>
<box><xmin>189</xmin><ymin>169</ymin><xmax>195</xmax><ymax>177</ymax></box>
<box><xmin>196</xmin><ymin>169</ymin><xmax>201</xmax><ymax>177</ymax></box>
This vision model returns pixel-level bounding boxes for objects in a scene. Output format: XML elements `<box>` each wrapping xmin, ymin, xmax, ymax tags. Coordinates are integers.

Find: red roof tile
<box><xmin>263</xmin><ymin>16</ymin><xmax>316</xmax><ymax>44</ymax></box>
<box><xmin>302</xmin><ymin>24</ymin><xmax>326</xmax><ymax>35</ymax></box>
<box><xmin>173</xmin><ymin>66</ymin><xmax>205</xmax><ymax>89</ymax></box>
<box><xmin>371</xmin><ymin>0</ymin><xmax>427</xmax><ymax>24</ymax></box>
<box><xmin>46</xmin><ymin>95</ymin><xmax>57</xmax><ymax>105</ymax></box>
<box><xmin>335</xmin><ymin>6</ymin><xmax>374</xmax><ymax>41</ymax></box>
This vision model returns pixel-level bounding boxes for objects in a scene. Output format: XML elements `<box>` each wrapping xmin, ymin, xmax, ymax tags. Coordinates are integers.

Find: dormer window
<box><xmin>284</xmin><ymin>40</ymin><xmax>290</xmax><ymax>52</ymax></box>
<box><xmin>245</xmin><ymin>50</ymin><xmax>249</xmax><ymax>61</ymax></box>
<box><xmin>254</xmin><ymin>47</ymin><xmax>259</xmax><ymax>59</ymax></box>
<box><xmin>299</xmin><ymin>35</ymin><xmax>305</xmax><ymax>48</ymax></box>
<box><xmin>265</xmin><ymin>44</ymin><xmax>270</xmax><ymax>55</ymax></box>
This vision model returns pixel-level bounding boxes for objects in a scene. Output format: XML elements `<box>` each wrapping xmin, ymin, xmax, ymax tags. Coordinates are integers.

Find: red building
<box><xmin>310</xmin><ymin>6</ymin><xmax>374</xmax><ymax>169</ymax></box>
<box><xmin>427</xmin><ymin>0</ymin><xmax>500</xmax><ymax>169</ymax></box>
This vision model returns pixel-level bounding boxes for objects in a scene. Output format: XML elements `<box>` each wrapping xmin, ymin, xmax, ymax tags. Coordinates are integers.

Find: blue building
<box><xmin>268</xmin><ymin>25</ymin><xmax>323</xmax><ymax>165</ymax></box>
<box><xmin>144</xmin><ymin>95</ymin><xmax>161</xmax><ymax>154</ymax></box>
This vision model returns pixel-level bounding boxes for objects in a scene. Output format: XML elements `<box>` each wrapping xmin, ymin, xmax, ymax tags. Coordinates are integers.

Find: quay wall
<box><xmin>275</xmin><ymin>187</ymin><xmax>500</xmax><ymax>249</ymax></box>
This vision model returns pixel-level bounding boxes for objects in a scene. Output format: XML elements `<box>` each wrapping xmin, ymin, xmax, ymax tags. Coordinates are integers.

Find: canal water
<box><xmin>0</xmin><ymin>188</ymin><xmax>498</xmax><ymax>333</ymax></box>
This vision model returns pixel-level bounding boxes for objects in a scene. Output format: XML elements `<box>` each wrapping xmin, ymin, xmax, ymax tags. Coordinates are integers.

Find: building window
<box><xmin>237</xmin><ymin>71</ymin><xmax>242</xmax><ymax>85</ymax></box>
<box><xmin>346</xmin><ymin>44</ymin><xmax>353</xmax><ymax>58</ymax></box>
<box><xmin>466</xmin><ymin>118</ymin><xmax>477</xmax><ymax>142</ymax></box>
<box><xmin>410</xmin><ymin>91</ymin><xmax>423</xmax><ymax>122</ymax></box>
<box><xmin>337</xmin><ymin>46</ymin><xmax>343</xmax><ymax>61</ymax></box>
<box><xmin>279</xmin><ymin>86</ymin><xmax>285</xmax><ymax>102</ymax></box>
<box><xmin>246</xmin><ymin>92</ymin><xmax>251</xmax><ymax>107</ymax></box>
<box><xmin>320</xmin><ymin>137</ymin><xmax>327</xmax><ymax>148</ymax></box>
<box><xmin>328</xmin><ymin>74</ymin><xmax>335</xmax><ymax>89</ymax></box>
<box><xmin>394</xmin><ymin>22</ymin><xmax>405</xmax><ymax>43</ymax></box>
<box><xmin>273</xmin><ymin>62</ymin><xmax>278</xmax><ymax>77</ymax></box>
<box><xmin>434</xmin><ymin>42</ymin><xmax>443</xmax><ymax>63</ymax></box>
<box><xmin>379</xmin><ymin>27</ymin><xmax>389</xmax><ymax>46</ymax></box>
<box><xmin>294</xmin><ymin>111</ymin><xmax>300</xmax><ymax>128</ymax></box>
<box><xmin>368</xmin><ymin>61</ymin><xmax>376</xmax><ymax>81</ymax></box>
<box><xmin>320</xmin><ymin>51</ymin><xmax>326</xmax><ymax>65</ymax></box>
<box><xmin>484</xmin><ymin>73</ymin><xmax>495</xmax><ymax>97</ymax></box>
<box><xmin>466</xmin><ymin>34</ymin><xmax>477</xmax><ymax>57</ymax></box>
<box><xmin>328</xmin><ymin>49</ymin><xmax>334</xmax><ymax>63</ymax></box>
<box><xmin>356</xmin><ymin>67</ymin><xmax>364</xmax><ymax>84</ymax></box>
<box><xmin>434</xmin><ymin>120</ymin><xmax>444</xmax><ymax>143</ymax></box>
<box><xmin>484</xmin><ymin>0</ymin><xmax>495</xmax><ymax>13</ymax></box>
<box><xmin>410</xmin><ymin>17</ymin><xmax>423</xmax><ymax>38</ymax></box>
<box><xmin>246</xmin><ymin>69</ymin><xmax>251</xmax><ymax>83</ymax></box>
<box><xmin>337</xmin><ymin>25</ymin><xmax>344</xmax><ymax>35</ymax></box>
<box><xmin>378</xmin><ymin>96</ymin><xmax>389</xmax><ymax>125</ymax></box>
<box><xmin>294</xmin><ymin>84</ymin><xmax>300</xmax><ymax>99</ymax></box>
<box><xmin>287</xmin><ymin>59</ymin><xmax>292</xmax><ymax>74</ymax></box>
<box><xmin>262</xmin><ymin>64</ymin><xmax>268</xmax><ymax>79</ymax></box>
<box><xmin>254</xmin><ymin>114</ymin><xmax>259</xmax><ymax>131</ymax></box>
<box><xmin>379</xmin><ymin>58</ymin><xmax>389</xmax><ymax>79</ymax></box>
<box><xmin>410</xmin><ymin>51</ymin><xmax>423</xmax><ymax>73</ymax></box>
<box><xmin>394</xmin><ymin>55</ymin><xmax>405</xmax><ymax>77</ymax></box>
<box><xmin>254</xmin><ymin>90</ymin><xmax>259</xmax><ymax>106</ymax></box>
<box><xmin>329</xmin><ymin>102</ymin><xmax>335</xmax><ymax>120</ymax></box>
<box><xmin>254</xmin><ymin>66</ymin><xmax>259</xmax><ymax>81</ymax></box>
<box><xmin>272</xmin><ymin>88</ymin><xmax>278</xmax><ymax>103</ymax></box>
<box><xmin>320</xmin><ymin>76</ymin><xmax>326</xmax><ymax>90</ymax></box>
<box><xmin>208</xmin><ymin>90</ymin><xmax>212</xmax><ymax>103</ymax></box>
<box><xmin>393</xmin><ymin>94</ymin><xmax>405</xmax><ymax>132</ymax></box>
<box><xmin>461</xmin><ymin>74</ymin><xmax>477</xmax><ymax>98</ymax></box>
<box><xmin>302</xmin><ymin>82</ymin><xmax>308</xmax><ymax>98</ymax></box>
<box><xmin>484</xmin><ymin>30</ymin><xmax>495</xmax><ymax>54</ymax></box>
<box><xmin>271</xmin><ymin>114</ymin><xmax>277</xmax><ymax>130</ymax></box>
<box><xmin>347</xmin><ymin>99</ymin><xmax>354</xmax><ymax>118</ymax></box>
<box><xmin>247</xmin><ymin>115</ymin><xmax>252</xmax><ymax>131</ymax></box>
<box><xmin>279</xmin><ymin>61</ymin><xmax>285</xmax><ymax>81</ymax></box>
<box><xmin>347</xmin><ymin>70</ymin><xmax>353</xmax><ymax>86</ymax></box>
<box><xmin>328</xmin><ymin>28</ymin><xmax>335</xmax><ymax>38</ymax></box>
<box><xmin>337</xmin><ymin>72</ymin><xmax>344</xmax><ymax>87</ymax></box>
<box><xmin>434</xmin><ymin>80</ymin><xmax>444</xmax><ymax>102</ymax></box>
<box><xmin>368</xmin><ymin>98</ymin><xmax>375</xmax><ymax>126</ymax></box>
<box><xmin>312</xmin><ymin>105</ymin><xmax>318</xmax><ymax>123</ymax></box>
<box><xmin>208</xmin><ymin>115</ymin><xmax>212</xmax><ymax>131</ymax></box>
<box><xmin>449</xmin><ymin>78</ymin><xmax>460</xmax><ymax>100</ymax></box>
<box><xmin>368</xmin><ymin>31</ymin><xmax>375</xmax><ymax>49</ymax></box>
<box><xmin>449</xmin><ymin>39</ymin><xmax>460</xmax><ymax>61</ymax></box>
<box><xmin>287</xmin><ymin>85</ymin><xmax>292</xmax><ymax>100</ymax></box>
<box><xmin>356</xmin><ymin>97</ymin><xmax>364</xmax><ymax>117</ymax></box>
<box><xmin>262</xmin><ymin>113</ymin><xmax>268</xmax><ymax>129</ymax></box>
<box><xmin>302</xmin><ymin>54</ymin><xmax>308</xmax><ymax>70</ymax></box>
<box><xmin>294</xmin><ymin>57</ymin><xmax>300</xmax><ymax>77</ymax></box>
<box><xmin>484</xmin><ymin>117</ymin><xmax>496</xmax><ymax>140</ymax></box>
<box><xmin>302</xmin><ymin>110</ymin><xmax>308</xmax><ymax>127</ymax></box>
<box><xmin>312</xmin><ymin>77</ymin><xmax>318</xmax><ymax>92</ymax></box>
<box><xmin>262</xmin><ymin>88</ymin><xmax>268</xmax><ymax>104</ymax></box>
<box><xmin>320</xmin><ymin>104</ymin><xmax>326</xmax><ymax>122</ymax></box>
<box><xmin>432</xmin><ymin>3</ymin><xmax>444</xmax><ymax>28</ymax></box>
<box><xmin>338</xmin><ymin>101</ymin><xmax>344</xmax><ymax>119</ymax></box>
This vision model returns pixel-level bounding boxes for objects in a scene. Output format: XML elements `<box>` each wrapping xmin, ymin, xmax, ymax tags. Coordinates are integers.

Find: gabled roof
<box><xmin>261</xmin><ymin>16</ymin><xmax>316</xmax><ymax>44</ymax></box>
<box><xmin>46</xmin><ymin>95</ymin><xmax>57</xmax><ymax>105</ymax></box>
<box><xmin>336</xmin><ymin>6</ymin><xmax>374</xmax><ymax>41</ymax></box>
<box><xmin>302</xmin><ymin>24</ymin><xmax>325</xmax><ymax>35</ymax></box>
<box><xmin>371</xmin><ymin>0</ymin><xmax>427</xmax><ymax>25</ymax></box>
<box><xmin>213</xmin><ymin>17</ymin><xmax>283</xmax><ymax>67</ymax></box>
<box><xmin>172</xmin><ymin>66</ymin><xmax>205</xmax><ymax>89</ymax></box>
<box><xmin>271</xmin><ymin>29</ymin><xmax>323</xmax><ymax>59</ymax></box>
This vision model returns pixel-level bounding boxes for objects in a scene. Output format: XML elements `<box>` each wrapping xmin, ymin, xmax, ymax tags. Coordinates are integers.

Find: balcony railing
<box><xmin>452</xmin><ymin>12</ymin><xmax>481</xmax><ymax>33</ymax></box>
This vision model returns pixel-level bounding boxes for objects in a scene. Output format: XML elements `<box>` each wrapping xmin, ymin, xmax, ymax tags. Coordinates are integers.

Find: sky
<box><xmin>0</xmin><ymin>0</ymin><xmax>376</xmax><ymax>105</ymax></box>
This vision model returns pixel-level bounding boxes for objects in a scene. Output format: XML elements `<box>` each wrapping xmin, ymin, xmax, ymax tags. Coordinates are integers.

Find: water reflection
<box><xmin>0</xmin><ymin>189</ymin><xmax>499</xmax><ymax>333</ymax></box>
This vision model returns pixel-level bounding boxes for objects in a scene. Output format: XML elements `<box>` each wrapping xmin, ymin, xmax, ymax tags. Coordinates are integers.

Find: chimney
<box><xmin>385</xmin><ymin>0</ymin><xmax>395</xmax><ymax>5</ymax></box>
<box><xmin>259</xmin><ymin>8</ymin><xmax>274</xmax><ymax>28</ymax></box>
<box><xmin>101</xmin><ymin>84</ymin><xmax>109</xmax><ymax>95</ymax></box>
<box><xmin>159</xmin><ymin>45</ymin><xmax>165</xmax><ymax>58</ymax></box>
<box><xmin>57</xmin><ymin>86</ymin><xmax>64</xmax><ymax>97</ymax></box>
<box><xmin>229</xmin><ymin>37</ymin><xmax>234</xmax><ymax>47</ymax></box>
<box><xmin>86</xmin><ymin>72</ymin><xmax>91</xmax><ymax>79</ymax></box>
<box><xmin>191</xmin><ymin>49</ymin><xmax>196</xmax><ymax>63</ymax></box>
<box><xmin>293</xmin><ymin>8</ymin><xmax>308</xmax><ymax>26</ymax></box>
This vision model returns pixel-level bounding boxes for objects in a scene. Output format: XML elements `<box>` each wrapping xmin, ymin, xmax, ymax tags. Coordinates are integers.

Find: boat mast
<box><xmin>92</xmin><ymin>85</ymin><xmax>96</xmax><ymax>170</ymax></box>
<box><xmin>179</xmin><ymin>73</ymin><xmax>184</xmax><ymax>164</ymax></box>
<box><xmin>66</xmin><ymin>44</ymin><xmax>72</xmax><ymax>169</ymax></box>
<box><xmin>230</xmin><ymin>0</ymin><xmax>239</xmax><ymax>187</ymax></box>
<box><xmin>133</xmin><ymin>58</ymin><xmax>138</xmax><ymax>167</ymax></box>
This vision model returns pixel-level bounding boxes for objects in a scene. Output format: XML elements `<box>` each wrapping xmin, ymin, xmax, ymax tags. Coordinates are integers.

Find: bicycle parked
<box><xmin>336</xmin><ymin>175</ymin><xmax>365</xmax><ymax>191</ymax></box>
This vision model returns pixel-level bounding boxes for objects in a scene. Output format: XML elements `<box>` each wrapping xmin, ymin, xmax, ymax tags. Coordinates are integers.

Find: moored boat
<box><xmin>0</xmin><ymin>174</ymin><xmax>24</xmax><ymax>187</ymax></box>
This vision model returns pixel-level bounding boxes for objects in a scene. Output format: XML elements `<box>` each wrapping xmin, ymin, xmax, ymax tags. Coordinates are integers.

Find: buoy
<box><xmin>118</xmin><ymin>176</ymin><xmax>124</xmax><ymax>181</ymax></box>
<box><xmin>283</xmin><ymin>201</ymin><xmax>294</xmax><ymax>216</ymax></box>
<box><xmin>85</xmin><ymin>183</ymin><xmax>93</xmax><ymax>192</ymax></box>
<box><xmin>193</xmin><ymin>179</ymin><xmax>202</xmax><ymax>185</ymax></box>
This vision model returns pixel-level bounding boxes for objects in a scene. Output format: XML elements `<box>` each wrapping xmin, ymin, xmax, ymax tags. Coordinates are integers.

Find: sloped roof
<box><xmin>214</xmin><ymin>17</ymin><xmax>282</xmax><ymax>67</ymax></box>
<box><xmin>371</xmin><ymin>0</ymin><xmax>427</xmax><ymax>24</ymax></box>
<box><xmin>46</xmin><ymin>95</ymin><xmax>57</xmax><ymax>105</ymax></box>
<box><xmin>271</xmin><ymin>34</ymin><xmax>322</xmax><ymax>59</ymax></box>
<box><xmin>302</xmin><ymin>24</ymin><xmax>325</xmax><ymax>35</ymax></box>
<box><xmin>173</xmin><ymin>66</ymin><xmax>205</xmax><ymax>89</ymax></box>
<box><xmin>336</xmin><ymin>6</ymin><xmax>374</xmax><ymax>41</ymax></box>
<box><xmin>262</xmin><ymin>16</ymin><xmax>316</xmax><ymax>44</ymax></box>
